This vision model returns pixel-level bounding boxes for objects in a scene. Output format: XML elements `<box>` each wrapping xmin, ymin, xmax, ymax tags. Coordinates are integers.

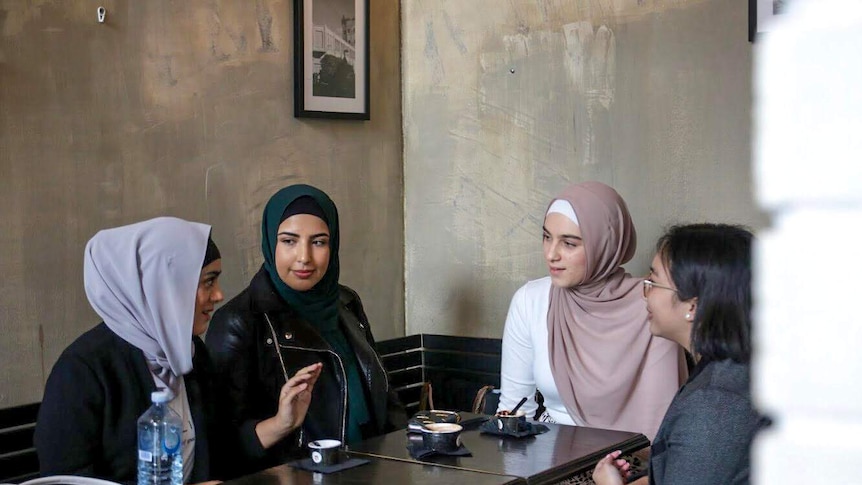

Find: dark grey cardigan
<box><xmin>648</xmin><ymin>358</ymin><xmax>765</xmax><ymax>485</ymax></box>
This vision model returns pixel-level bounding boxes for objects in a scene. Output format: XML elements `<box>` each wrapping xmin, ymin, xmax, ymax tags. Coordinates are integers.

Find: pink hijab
<box><xmin>547</xmin><ymin>182</ymin><xmax>685</xmax><ymax>440</ymax></box>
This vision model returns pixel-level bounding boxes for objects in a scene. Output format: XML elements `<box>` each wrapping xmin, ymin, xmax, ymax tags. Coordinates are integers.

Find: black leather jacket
<box><xmin>206</xmin><ymin>267</ymin><xmax>406</xmax><ymax>476</ymax></box>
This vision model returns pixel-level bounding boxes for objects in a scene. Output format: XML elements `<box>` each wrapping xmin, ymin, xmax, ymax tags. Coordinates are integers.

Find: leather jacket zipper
<box><xmin>357</xmin><ymin>320</ymin><xmax>390</xmax><ymax>394</ymax></box>
<box><xmin>276</xmin><ymin>344</ymin><xmax>348</xmax><ymax>446</ymax></box>
<box><xmin>264</xmin><ymin>313</ymin><xmax>349</xmax><ymax>445</ymax></box>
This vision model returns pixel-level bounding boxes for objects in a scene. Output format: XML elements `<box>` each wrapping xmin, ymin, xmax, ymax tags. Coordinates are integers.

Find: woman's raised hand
<box><xmin>255</xmin><ymin>362</ymin><xmax>323</xmax><ymax>449</ymax></box>
<box><xmin>275</xmin><ymin>362</ymin><xmax>323</xmax><ymax>431</ymax></box>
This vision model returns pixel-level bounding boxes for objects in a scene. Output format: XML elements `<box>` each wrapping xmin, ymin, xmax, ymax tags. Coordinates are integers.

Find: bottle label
<box><xmin>138</xmin><ymin>449</ymin><xmax>153</xmax><ymax>461</ymax></box>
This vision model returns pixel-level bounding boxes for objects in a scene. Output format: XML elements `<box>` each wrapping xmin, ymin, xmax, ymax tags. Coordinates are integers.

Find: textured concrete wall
<box><xmin>403</xmin><ymin>0</ymin><xmax>767</xmax><ymax>337</ymax></box>
<box><xmin>0</xmin><ymin>0</ymin><xmax>403</xmax><ymax>407</ymax></box>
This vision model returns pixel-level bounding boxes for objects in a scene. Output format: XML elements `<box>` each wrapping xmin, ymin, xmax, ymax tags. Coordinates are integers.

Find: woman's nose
<box><xmin>212</xmin><ymin>284</ymin><xmax>225</xmax><ymax>303</ymax></box>
<box><xmin>296</xmin><ymin>242</ymin><xmax>310</xmax><ymax>263</ymax></box>
<box><xmin>545</xmin><ymin>242</ymin><xmax>559</xmax><ymax>262</ymax></box>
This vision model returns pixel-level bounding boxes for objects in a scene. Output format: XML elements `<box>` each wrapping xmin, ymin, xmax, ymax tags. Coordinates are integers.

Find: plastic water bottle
<box><xmin>137</xmin><ymin>390</ymin><xmax>183</xmax><ymax>485</ymax></box>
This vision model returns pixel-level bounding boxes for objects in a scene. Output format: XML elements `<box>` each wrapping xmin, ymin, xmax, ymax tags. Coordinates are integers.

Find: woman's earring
<box><xmin>685</xmin><ymin>313</ymin><xmax>691</xmax><ymax>320</ymax></box>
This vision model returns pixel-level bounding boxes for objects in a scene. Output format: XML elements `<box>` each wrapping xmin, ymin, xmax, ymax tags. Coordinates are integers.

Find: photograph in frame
<box><xmin>294</xmin><ymin>0</ymin><xmax>369</xmax><ymax>119</ymax></box>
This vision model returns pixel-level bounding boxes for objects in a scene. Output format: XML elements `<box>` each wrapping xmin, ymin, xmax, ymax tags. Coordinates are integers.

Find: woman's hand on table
<box><xmin>255</xmin><ymin>362</ymin><xmax>323</xmax><ymax>449</ymax></box>
<box><xmin>592</xmin><ymin>450</ymin><xmax>631</xmax><ymax>485</ymax></box>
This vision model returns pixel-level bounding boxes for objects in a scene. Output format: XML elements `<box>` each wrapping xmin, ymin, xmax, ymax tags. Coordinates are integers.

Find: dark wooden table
<box><xmin>223</xmin><ymin>459</ymin><xmax>524</xmax><ymax>484</ymax></box>
<box><xmin>348</xmin><ymin>416</ymin><xmax>650</xmax><ymax>484</ymax></box>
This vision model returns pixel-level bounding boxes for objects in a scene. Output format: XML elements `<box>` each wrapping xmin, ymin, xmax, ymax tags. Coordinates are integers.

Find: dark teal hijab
<box><xmin>261</xmin><ymin>184</ymin><xmax>340</xmax><ymax>332</ymax></box>
<box><xmin>260</xmin><ymin>184</ymin><xmax>370</xmax><ymax>443</ymax></box>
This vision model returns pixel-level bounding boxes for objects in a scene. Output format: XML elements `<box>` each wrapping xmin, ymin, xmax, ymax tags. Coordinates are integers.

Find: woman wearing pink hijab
<box><xmin>498</xmin><ymin>181</ymin><xmax>687</xmax><ymax>442</ymax></box>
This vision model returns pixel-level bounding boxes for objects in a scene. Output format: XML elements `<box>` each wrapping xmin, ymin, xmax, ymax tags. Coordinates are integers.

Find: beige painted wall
<box><xmin>0</xmin><ymin>0</ymin><xmax>403</xmax><ymax>407</ymax></box>
<box><xmin>403</xmin><ymin>0</ymin><xmax>767</xmax><ymax>337</ymax></box>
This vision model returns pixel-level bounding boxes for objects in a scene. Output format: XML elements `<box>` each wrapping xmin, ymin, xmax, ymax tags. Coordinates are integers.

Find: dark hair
<box><xmin>656</xmin><ymin>223</ymin><xmax>754</xmax><ymax>363</ymax></box>
<box><xmin>202</xmin><ymin>235</ymin><xmax>221</xmax><ymax>268</ymax></box>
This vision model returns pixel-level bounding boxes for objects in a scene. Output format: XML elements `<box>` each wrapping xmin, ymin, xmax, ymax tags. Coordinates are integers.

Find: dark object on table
<box><xmin>308</xmin><ymin>439</ymin><xmax>342</xmax><ymax>467</ymax></box>
<box><xmin>494</xmin><ymin>411</ymin><xmax>527</xmax><ymax>433</ymax></box>
<box><xmin>407</xmin><ymin>409</ymin><xmax>460</xmax><ymax>433</ymax></box>
<box><xmin>420</xmin><ymin>423</ymin><xmax>463</xmax><ymax>452</ymax></box>
<box><xmin>480</xmin><ymin>418</ymin><xmax>549</xmax><ymax>438</ymax></box>
<box><xmin>285</xmin><ymin>457</ymin><xmax>370</xmax><ymax>474</ymax></box>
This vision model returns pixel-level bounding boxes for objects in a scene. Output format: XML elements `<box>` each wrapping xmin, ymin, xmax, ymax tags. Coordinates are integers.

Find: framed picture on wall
<box><xmin>294</xmin><ymin>0</ymin><xmax>370</xmax><ymax>119</ymax></box>
<box><xmin>749</xmin><ymin>0</ymin><xmax>789</xmax><ymax>42</ymax></box>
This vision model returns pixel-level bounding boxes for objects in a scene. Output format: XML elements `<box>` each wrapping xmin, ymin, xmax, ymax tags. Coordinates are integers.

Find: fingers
<box><xmin>592</xmin><ymin>452</ymin><xmax>625</xmax><ymax>485</ymax></box>
<box><xmin>296</xmin><ymin>362</ymin><xmax>323</xmax><ymax>376</ymax></box>
<box><xmin>306</xmin><ymin>363</ymin><xmax>323</xmax><ymax>386</ymax></box>
<box><xmin>596</xmin><ymin>452</ymin><xmax>615</xmax><ymax>468</ymax></box>
<box><xmin>277</xmin><ymin>362</ymin><xmax>323</xmax><ymax>407</ymax></box>
<box><xmin>292</xmin><ymin>362</ymin><xmax>322</xmax><ymax>381</ymax></box>
<box><xmin>280</xmin><ymin>378</ymin><xmax>309</xmax><ymax>397</ymax></box>
<box><xmin>605</xmin><ymin>450</ymin><xmax>632</xmax><ymax>478</ymax></box>
<box><xmin>281</xmin><ymin>382</ymin><xmax>309</xmax><ymax>404</ymax></box>
<box><xmin>615</xmin><ymin>459</ymin><xmax>631</xmax><ymax>472</ymax></box>
<box><xmin>597</xmin><ymin>450</ymin><xmax>621</xmax><ymax>466</ymax></box>
<box><xmin>285</xmin><ymin>362</ymin><xmax>323</xmax><ymax>388</ymax></box>
<box><xmin>597</xmin><ymin>450</ymin><xmax>629</xmax><ymax>472</ymax></box>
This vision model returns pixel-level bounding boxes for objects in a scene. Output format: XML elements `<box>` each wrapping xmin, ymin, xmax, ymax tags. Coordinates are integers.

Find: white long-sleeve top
<box><xmin>498</xmin><ymin>277</ymin><xmax>580</xmax><ymax>425</ymax></box>
<box><xmin>498</xmin><ymin>276</ymin><xmax>685</xmax><ymax>441</ymax></box>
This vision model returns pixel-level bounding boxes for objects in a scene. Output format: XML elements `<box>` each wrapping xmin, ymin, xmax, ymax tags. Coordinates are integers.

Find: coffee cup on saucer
<box><xmin>420</xmin><ymin>423</ymin><xmax>463</xmax><ymax>452</ymax></box>
<box><xmin>308</xmin><ymin>439</ymin><xmax>342</xmax><ymax>466</ymax></box>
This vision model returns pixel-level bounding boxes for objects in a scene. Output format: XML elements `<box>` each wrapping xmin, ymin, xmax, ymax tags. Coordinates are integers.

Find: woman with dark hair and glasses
<box><xmin>593</xmin><ymin>223</ymin><xmax>768</xmax><ymax>485</ymax></box>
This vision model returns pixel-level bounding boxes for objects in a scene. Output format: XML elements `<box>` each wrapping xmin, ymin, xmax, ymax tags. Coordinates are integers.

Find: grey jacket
<box><xmin>648</xmin><ymin>359</ymin><xmax>765</xmax><ymax>485</ymax></box>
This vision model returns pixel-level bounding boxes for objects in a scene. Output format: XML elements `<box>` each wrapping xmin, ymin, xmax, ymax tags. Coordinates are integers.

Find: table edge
<box><xmin>527</xmin><ymin>433</ymin><xmax>650</xmax><ymax>484</ymax></box>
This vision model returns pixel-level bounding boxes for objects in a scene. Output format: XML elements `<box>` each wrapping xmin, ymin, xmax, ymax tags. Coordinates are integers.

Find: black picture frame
<box><xmin>294</xmin><ymin>0</ymin><xmax>370</xmax><ymax>120</ymax></box>
<box><xmin>748</xmin><ymin>0</ymin><xmax>757</xmax><ymax>42</ymax></box>
<box><xmin>750</xmin><ymin>0</ymin><xmax>788</xmax><ymax>42</ymax></box>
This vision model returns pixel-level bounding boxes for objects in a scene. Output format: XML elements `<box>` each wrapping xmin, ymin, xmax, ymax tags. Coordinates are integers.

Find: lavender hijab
<box><xmin>83</xmin><ymin>217</ymin><xmax>210</xmax><ymax>399</ymax></box>
<box><xmin>547</xmin><ymin>182</ymin><xmax>684</xmax><ymax>439</ymax></box>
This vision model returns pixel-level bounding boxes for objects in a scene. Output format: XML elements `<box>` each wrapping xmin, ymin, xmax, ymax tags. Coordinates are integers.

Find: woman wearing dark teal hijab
<box><xmin>260</xmin><ymin>185</ymin><xmax>342</xmax><ymax>336</ymax></box>
<box><xmin>208</xmin><ymin>184</ymin><xmax>405</xmax><ymax>477</ymax></box>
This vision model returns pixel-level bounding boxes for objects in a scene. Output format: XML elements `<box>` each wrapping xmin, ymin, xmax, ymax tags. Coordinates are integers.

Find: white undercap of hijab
<box><xmin>546</xmin><ymin>199</ymin><xmax>579</xmax><ymax>226</ymax></box>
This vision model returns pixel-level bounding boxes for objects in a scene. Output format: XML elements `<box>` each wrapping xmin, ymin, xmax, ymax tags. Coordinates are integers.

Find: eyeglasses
<box><xmin>642</xmin><ymin>279</ymin><xmax>677</xmax><ymax>298</ymax></box>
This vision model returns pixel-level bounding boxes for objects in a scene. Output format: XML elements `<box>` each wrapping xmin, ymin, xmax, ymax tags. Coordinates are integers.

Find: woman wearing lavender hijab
<box><xmin>35</xmin><ymin>217</ymin><xmax>320</xmax><ymax>484</ymax></box>
<box><xmin>498</xmin><ymin>182</ymin><xmax>687</xmax><ymax>444</ymax></box>
<box><xmin>35</xmin><ymin>217</ymin><xmax>227</xmax><ymax>483</ymax></box>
